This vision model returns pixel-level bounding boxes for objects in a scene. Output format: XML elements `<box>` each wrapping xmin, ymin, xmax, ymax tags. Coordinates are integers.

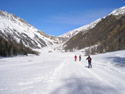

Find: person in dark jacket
<box><xmin>86</xmin><ymin>55</ymin><xmax>92</xmax><ymax>68</ymax></box>
<box><xmin>79</xmin><ymin>55</ymin><xmax>81</xmax><ymax>61</ymax></box>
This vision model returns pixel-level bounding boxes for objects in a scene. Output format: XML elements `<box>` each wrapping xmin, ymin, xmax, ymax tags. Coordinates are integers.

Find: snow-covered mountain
<box><xmin>0</xmin><ymin>6</ymin><xmax>125</xmax><ymax>50</ymax></box>
<box><xmin>60</xmin><ymin>6</ymin><xmax>125</xmax><ymax>39</ymax></box>
<box><xmin>109</xmin><ymin>6</ymin><xmax>125</xmax><ymax>15</ymax></box>
<box><xmin>0</xmin><ymin>11</ymin><xmax>54</xmax><ymax>49</ymax></box>
<box><xmin>63</xmin><ymin>6</ymin><xmax>125</xmax><ymax>52</ymax></box>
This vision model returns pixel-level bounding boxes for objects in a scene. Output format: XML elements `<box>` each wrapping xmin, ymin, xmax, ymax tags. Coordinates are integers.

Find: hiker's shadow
<box><xmin>85</xmin><ymin>66</ymin><xmax>88</xmax><ymax>68</ymax></box>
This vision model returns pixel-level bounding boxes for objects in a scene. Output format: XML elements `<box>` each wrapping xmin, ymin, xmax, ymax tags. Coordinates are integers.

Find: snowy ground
<box><xmin>0</xmin><ymin>47</ymin><xmax>125</xmax><ymax>94</ymax></box>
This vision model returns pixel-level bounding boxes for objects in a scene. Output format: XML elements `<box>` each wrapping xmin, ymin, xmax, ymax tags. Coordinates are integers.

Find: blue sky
<box><xmin>0</xmin><ymin>0</ymin><xmax>124</xmax><ymax>36</ymax></box>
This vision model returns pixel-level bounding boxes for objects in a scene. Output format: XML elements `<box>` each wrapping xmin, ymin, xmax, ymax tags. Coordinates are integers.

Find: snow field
<box><xmin>0</xmin><ymin>50</ymin><xmax>125</xmax><ymax>94</ymax></box>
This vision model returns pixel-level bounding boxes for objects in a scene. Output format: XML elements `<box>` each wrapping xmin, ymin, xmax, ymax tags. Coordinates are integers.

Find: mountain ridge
<box><xmin>62</xmin><ymin>6</ymin><xmax>125</xmax><ymax>53</ymax></box>
<box><xmin>59</xmin><ymin>6</ymin><xmax>125</xmax><ymax>39</ymax></box>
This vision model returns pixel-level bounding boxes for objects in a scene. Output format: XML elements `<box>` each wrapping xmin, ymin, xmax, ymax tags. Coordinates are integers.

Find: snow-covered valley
<box><xmin>0</xmin><ymin>47</ymin><xmax>125</xmax><ymax>94</ymax></box>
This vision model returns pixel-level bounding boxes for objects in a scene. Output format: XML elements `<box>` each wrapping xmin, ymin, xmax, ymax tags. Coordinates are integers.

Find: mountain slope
<box><xmin>0</xmin><ymin>11</ymin><xmax>53</xmax><ymax>49</ymax></box>
<box><xmin>63</xmin><ymin>6</ymin><xmax>125</xmax><ymax>53</ymax></box>
<box><xmin>60</xmin><ymin>6</ymin><xmax>125</xmax><ymax>39</ymax></box>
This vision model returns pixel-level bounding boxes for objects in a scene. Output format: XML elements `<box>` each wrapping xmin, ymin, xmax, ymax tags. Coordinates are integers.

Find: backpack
<box><xmin>88</xmin><ymin>57</ymin><xmax>91</xmax><ymax>61</ymax></box>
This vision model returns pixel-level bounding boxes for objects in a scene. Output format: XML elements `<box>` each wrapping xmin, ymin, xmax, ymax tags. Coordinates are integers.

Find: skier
<box><xmin>79</xmin><ymin>55</ymin><xmax>81</xmax><ymax>61</ymax></box>
<box><xmin>86</xmin><ymin>55</ymin><xmax>92</xmax><ymax>68</ymax></box>
<box><xmin>74</xmin><ymin>55</ymin><xmax>77</xmax><ymax>62</ymax></box>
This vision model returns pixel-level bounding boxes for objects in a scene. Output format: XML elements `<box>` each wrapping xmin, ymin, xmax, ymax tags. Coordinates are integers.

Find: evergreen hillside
<box><xmin>0</xmin><ymin>36</ymin><xmax>38</xmax><ymax>57</ymax></box>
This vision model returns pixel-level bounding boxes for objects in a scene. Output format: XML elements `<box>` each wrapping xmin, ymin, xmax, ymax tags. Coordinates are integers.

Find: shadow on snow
<box><xmin>50</xmin><ymin>76</ymin><xmax>119</xmax><ymax>94</ymax></box>
<box><xmin>106</xmin><ymin>57</ymin><xmax>125</xmax><ymax>67</ymax></box>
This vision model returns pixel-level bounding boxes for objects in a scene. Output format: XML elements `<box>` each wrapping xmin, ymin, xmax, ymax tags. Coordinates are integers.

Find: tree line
<box><xmin>0</xmin><ymin>36</ymin><xmax>38</xmax><ymax>57</ymax></box>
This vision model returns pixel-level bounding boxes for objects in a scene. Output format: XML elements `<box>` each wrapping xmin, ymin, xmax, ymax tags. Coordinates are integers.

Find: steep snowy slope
<box><xmin>0</xmin><ymin>11</ymin><xmax>53</xmax><ymax>49</ymax></box>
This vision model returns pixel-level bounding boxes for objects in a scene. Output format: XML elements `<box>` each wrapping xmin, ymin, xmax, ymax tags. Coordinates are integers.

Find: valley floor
<box><xmin>0</xmin><ymin>48</ymin><xmax>125</xmax><ymax>94</ymax></box>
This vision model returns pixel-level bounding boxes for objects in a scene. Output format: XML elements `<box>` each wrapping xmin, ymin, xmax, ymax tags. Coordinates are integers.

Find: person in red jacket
<box><xmin>74</xmin><ymin>55</ymin><xmax>77</xmax><ymax>61</ymax></box>
<box><xmin>86</xmin><ymin>55</ymin><xmax>92</xmax><ymax>68</ymax></box>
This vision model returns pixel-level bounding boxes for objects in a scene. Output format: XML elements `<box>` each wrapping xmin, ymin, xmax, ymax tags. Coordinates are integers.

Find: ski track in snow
<box><xmin>0</xmin><ymin>50</ymin><xmax>125</xmax><ymax>94</ymax></box>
